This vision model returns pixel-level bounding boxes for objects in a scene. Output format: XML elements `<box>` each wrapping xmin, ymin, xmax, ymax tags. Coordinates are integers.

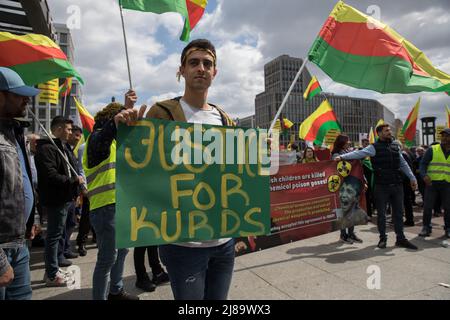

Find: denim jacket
<box><xmin>0</xmin><ymin>119</ymin><xmax>30</xmax><ymax>275</ymax></box>
<box><xmin>0</xmin><ymin>119</ymin><xmax>27</xmax><ymax>246</ymax></box>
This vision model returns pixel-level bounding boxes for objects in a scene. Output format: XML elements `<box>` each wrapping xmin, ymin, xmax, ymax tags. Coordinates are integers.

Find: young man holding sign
<box><xmin>143</xmin><ymin>39</ymin><xmax>236</xmax><ymax>300</ymax></box>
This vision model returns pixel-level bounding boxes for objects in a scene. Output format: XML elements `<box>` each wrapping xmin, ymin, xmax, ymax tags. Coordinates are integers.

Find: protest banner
<box><xmin>235</xmin><ymin>160</ymin><xmax>367</xmax><ymax>255</ymax></box>
<box><xmin>115</xmin><ymin>118</ymin><xmax>271</xmax><ymax>248</ymax></box>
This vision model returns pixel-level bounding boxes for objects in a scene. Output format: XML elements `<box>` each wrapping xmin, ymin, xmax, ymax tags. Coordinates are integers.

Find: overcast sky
<box><xmin>47</xmin><ymin>0</ymin><xmax>450</xmax><ymax>126</ymax></box>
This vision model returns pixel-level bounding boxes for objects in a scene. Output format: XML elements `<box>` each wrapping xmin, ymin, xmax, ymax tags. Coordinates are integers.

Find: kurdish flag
<box><xmin>401</xmin><ymin>98</ymin><xmax>421</xmax><ymax>147</ymax></box>
<box><xmin>282</xmin><ymin>118</ymin><xmax>294</xmax><ymax>130</ymax></box>
<box><xmin>59</xmin><ymin>78</ymin><xmax>73</xmax><ymax>97</ymax></box>
<box><xmin>299</xmin><ymin>100</ymin><xmax>342</xmax><ymax>145</ymax></box>
<box><xmin>120</xmin><ymin>0</ymin><xmax>208</xmax><ymax>41</ymax></box>
<box><xmin>273</xmin><ymin>117</ymin><xmax>294</xmax><ymax>134</ymax></box>
<box><xmin>446</xmin><ymin>105</ymin><xmax>450</xmax><ymax>128</ymax></box>
<box><xmin>74</xmin><ymin>97</ymin><xmax>95</xmax><ymax>139</ymax></box>
<box><xmin>0</xmin><ymin>32</ymin><xmax>83</xmax><ymax>86</ymax></box>
<box><xmin>308</xmin><ymin>1</ymin><xmax>450</xmax><ymax>94</ymax></box>
<box><xmin>303</xmin><ymin>76</ymin><xmax>322</xmax><ymax>101</ymax></box>
<box><xmin>368</xmin><ymin>127</ymin><xmax>375</xmax><ymax>144</ymax></box>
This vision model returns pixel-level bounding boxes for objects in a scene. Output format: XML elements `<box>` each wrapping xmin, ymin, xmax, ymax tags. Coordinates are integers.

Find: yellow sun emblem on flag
<box><xmin>328</xmin><ymin>175</ymin><xmax>341</xmax><ymax>193</ymax></box>
<box><xmin>337</xmin><ymin>161</ymin><xmax>352</xmax><ymax>177</ymax></box>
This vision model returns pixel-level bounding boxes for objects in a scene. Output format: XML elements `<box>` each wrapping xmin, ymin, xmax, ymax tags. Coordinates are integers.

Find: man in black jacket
<box><xmin>35</xmin><ymin>116</ymin><xmax>84</xmax><ymax>287</ymax></box>
<box><xmin>334</xmin><ymin>124</ymin><xmax>418</xmax><ymax>250</ymax></box>
<box><xmin>0</xmin><ymin>67</ymin><xmax>40</xmax><ymax>300</ymax></box>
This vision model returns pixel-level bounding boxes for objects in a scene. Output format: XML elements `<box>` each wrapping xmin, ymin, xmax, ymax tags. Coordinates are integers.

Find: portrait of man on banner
<box><xmin>334</xmin><ymin>175</ymin><xmax>369</xmax><ymax>229</ymax></box>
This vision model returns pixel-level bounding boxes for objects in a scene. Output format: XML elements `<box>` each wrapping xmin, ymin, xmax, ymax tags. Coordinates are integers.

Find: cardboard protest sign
<box><xmin>116</xmin><ymin>118</ymin><xmax>271</xmax><ymax>248</ymax></box>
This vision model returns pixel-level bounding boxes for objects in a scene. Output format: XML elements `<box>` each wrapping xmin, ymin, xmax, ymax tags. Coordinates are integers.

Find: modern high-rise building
<box><xmin>253</xmin><ymin>55</ymin><xmax>395</xmax><ymax>146</ymax></box>
<box><xmin>0</xmin><ymin>0</ymin><xmax>53</xmax><ymax>36</ymax></box>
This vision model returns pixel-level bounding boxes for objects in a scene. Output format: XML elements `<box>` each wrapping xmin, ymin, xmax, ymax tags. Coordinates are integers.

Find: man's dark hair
<box><xmin>181</xmin><ymin>39</ymin><xmax>216</xmax><ymax>66</ymax></box>
<box><xmin>361</xmin><ymin>138</ymin><xmax>369</xmax><ymax>143</ymax></box>
<box><xmin>341</xmin><ymin>175</ymin><xmax>363</xmax><ymax>196</ymax></box>
<box><xmin>71</xmin><ymin>125</ymin><xmax>82</xmax><ymax>134</ymax></box>
<box><xmin>50</xmin><ymin>116</ymin><xmax>73</xmax><ymax>131</ymax></box>
<box><xmin>376</xmin><ymin>124</ymin><xmax>389</xmax><ymax>134</ymax></box>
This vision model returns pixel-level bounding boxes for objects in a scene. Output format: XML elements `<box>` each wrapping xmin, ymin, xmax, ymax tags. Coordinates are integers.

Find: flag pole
<box><xmin>119</xmin><ymin>3</ymin><xmax>133</xmax><ymax>89</ymax></box>
<box><xmin>62</xmin><ymin>91</ymin><xmax>67</xmax><ymax>117</ymax></box>
<box><xmin>269</xmin><ymin>57</ymin><xmax>308</xmax><ymax>137</ymax></box>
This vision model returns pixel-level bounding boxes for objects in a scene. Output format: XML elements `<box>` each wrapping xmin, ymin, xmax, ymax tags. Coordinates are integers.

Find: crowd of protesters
<box><xmin>1</xmin><ymin>38</ymin><xmax>449</xmax><ymax>301</ymax></box>
<box><xmin>287</xmin><ymin>126</ymin><xmax>449</xmax><ymax>249</ymax></box>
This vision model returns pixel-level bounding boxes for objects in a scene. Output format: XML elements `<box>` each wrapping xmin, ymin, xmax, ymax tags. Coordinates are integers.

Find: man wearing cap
<box><xmin>419</xmin><ymin>128</ymin><xmax>450</xmax><ymax>238</ymax></box>
<box><xmin>0</xmin><ymin>67</ymin><xmax>40</xmax><ymax>299</ymax></box>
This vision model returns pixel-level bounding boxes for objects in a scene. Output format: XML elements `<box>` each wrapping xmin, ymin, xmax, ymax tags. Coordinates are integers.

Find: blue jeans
<box><xmin>159</xmin><ymin>239</ymin><xmax>235</xmax><ymax>300</ymax></box>
<box><xmin>374</xmin><ymin>184</ymin><xmax>405</xmax><ymax>241</ymax></box>
<box><xmin>58</xmin><ymin>202</ymin><xmax>78</xmax><ymax>259</ymax></box>
<box><xmin>90</xmin><ymin>204</ymin><xmax>129</xmax><ymax>300</ymax></box>
<box><xmin>45</xmin><ymin>203</ymin><xmax>70</xmax><ymax>278</ymax></box>
<box><xmin>422</xmin><ymin>183</ymin><xmax>450</xmax><ymax>231</ymax></box>
<box><xmin>0</xmin><ymin>246</ymin><xmax>32</xmax><ymax>300</ymax></box>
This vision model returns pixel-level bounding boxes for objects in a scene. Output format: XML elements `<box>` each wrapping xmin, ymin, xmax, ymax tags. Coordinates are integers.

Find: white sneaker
<box><xmin>45</xmin><ymin>272</ymin><xmax>69</xmax><ymax>287</ymax></box>
<box><xmin>43</xmin><ymin>269</ymin><xmax>75</xmax><ymax>284</ymax></box>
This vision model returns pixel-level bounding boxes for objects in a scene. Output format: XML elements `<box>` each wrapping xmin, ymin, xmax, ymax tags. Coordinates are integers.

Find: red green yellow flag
<box><xmin>447</xmin><ymin>105</ymin><xmax>450</xmax><ymax>128</ymax></box>
<box><xmin>401</xmin><ymin>98</ymin><xmax>421</xmax><ymax>147</ymax></box>
<box><xmin>303</xmin><ymin>76</ymin><xmax>322</xmax><ymax>101</ymax></box>
<box><xmin>308</xmin><ymin>1</ymin><xmax>450</xmax><ymax>94</ymax></box>
<box><xmin>59</xmin><ymin>77</ymin><xmax>73</xmax><ymax>97</ymax></box>
<box><xmin>368</xmin><ymin>127</ymin><xmax>375</xmax><ymax>144</ymax></box>
<box><xmin>74</xmin><ymin>97</ymin><xmax>95</xmax><ymax>139</ymax></box>
<box><xmin>273</xmin><ymin>117</ymin><xmax>294</xmax><ymax>135</ymax></box>
<box><xmin>299</xmin><ymin>100</ymin><xmax>342</xmax><ymax>145</ymax></box>
<box><xmin>282</xmin><ymin>118</ymin><xmax>294</xmax><ymax>130</ymax></box>
<box><xmin>0</xmin><ymin>32</ymin><xmax>83</xmax><ymax>86</ymax></box>
<box><xmin>120</xmin><ymin>0</ymin><xmax>208</xmax><ymax>41</ymax></box>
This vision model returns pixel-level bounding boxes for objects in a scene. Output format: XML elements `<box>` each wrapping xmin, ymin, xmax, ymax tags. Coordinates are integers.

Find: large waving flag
<box><xmin>299</xmin><ymin>100</ymin><xmax>342</xmax><ymax>145</ymax></box>
<box><xmin>0</xmin><ymin>32</ymin><xmax>83</xmax><ymax>86</ymax></box>
<box><xmin>74</xmin><ymin>97</ymin><xmax>95</xmax><ymax>139</ymax></box>
<box><xmin>401</xmin><ymin>98</ymin><xmax>421</xmax><ymax>147</ymax></box>
<box><xmin>120</xmin><ymin>0</ymin><xmax>208</xmax><ymax>41</ymax></box>
<box><xmin>308</xmin><ymin>1</ymin><xmax>450</xmax><ymax>94</ymax></box>
<box><xmin>303</xmin><ymin>76</ymin><xmax>322</xmax><ymax>101</ymax></box>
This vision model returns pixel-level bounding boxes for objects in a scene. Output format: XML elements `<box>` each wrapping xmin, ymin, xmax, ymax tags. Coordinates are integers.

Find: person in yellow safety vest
<box><xmin>419</xmin><ymin>128</ymin><xmax>450</xmax><ymax>238</ymax></box>
<box><xmin>82</xmin><ymin>101</ymin><xmax>147</xmax><ymax>300</ymax></box>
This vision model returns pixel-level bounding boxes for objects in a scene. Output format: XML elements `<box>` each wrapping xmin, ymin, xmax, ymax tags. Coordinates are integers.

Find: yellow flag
<box><xmin>369</xmin><ymin>127</ymin><xmax>375</xmax><ymax>144</ymax></box>
<box><xmin>374</xmin><ymin>119</ymin><xmax>384</xmax><ymax>139</ymax></box>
